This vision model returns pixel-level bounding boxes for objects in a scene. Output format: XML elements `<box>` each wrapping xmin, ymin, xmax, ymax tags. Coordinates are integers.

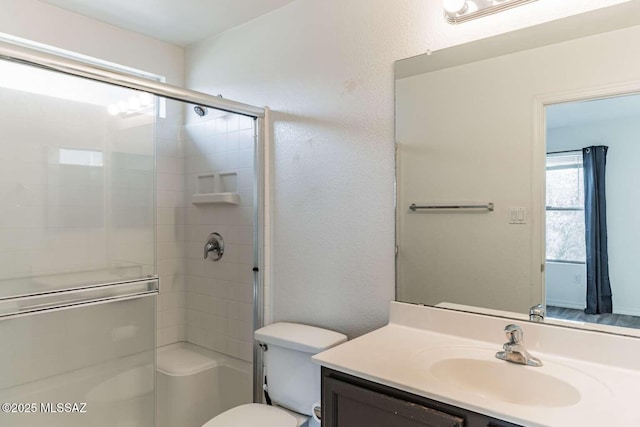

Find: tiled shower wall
<box><xmin>155</xmin><ymin>99</ymin><xmax>187</xmax><ymax>347</ymax></box>
<box><xmin>182</xmin><ymin>111</ymin><xmax>256</xmax><ymax>362</ymax></box>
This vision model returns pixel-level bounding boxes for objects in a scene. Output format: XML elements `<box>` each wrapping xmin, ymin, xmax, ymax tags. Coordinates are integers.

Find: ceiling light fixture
<box><xmin>443</xmin><ymin>0</ymin><xmax>538</xmax><ymax>24</ymax></box>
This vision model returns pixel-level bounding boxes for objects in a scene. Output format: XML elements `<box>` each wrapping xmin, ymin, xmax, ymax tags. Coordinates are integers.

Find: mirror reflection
<box><xmin>395</xmin><ymin>9</ymin><xmax>640</xmax><ymax>333</ymax></box>
<box><xmin>545</xmin><ymin>94</ymin><xmax>640</xmax><ymax>329</ymax></box>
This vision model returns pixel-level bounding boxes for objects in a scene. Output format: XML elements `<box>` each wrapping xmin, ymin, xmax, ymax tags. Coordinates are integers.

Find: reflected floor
<box><xmin>547</xmin><ymin>306</ymin><xmax>640</xmax><ymax>329</ymax></box>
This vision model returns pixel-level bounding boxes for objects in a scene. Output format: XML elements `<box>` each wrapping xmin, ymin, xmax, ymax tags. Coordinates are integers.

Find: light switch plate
<box><xmin>509</xmin><ymin>207</ymin><xmax>527</xmax><ymax>224</ymax></box>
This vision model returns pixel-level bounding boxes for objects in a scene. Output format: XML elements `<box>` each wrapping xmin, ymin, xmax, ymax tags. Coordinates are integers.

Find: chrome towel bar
<box><xmin>0</xmin><ymin>278</ymin><xmax>159</xmax><ymax>319</ymax></box>
<box><xmin>409</xmin><ymin>203</ymin><xmax>494</xmax><ymax>212</ymax></box>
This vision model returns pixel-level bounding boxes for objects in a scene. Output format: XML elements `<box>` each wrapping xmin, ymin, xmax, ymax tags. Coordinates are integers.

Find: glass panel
<box><xmin>0</xmin><ymin>58</ymin><xmax>156</xmax><ymax>298</ymax></box>
<box><xmin>546</xmin><ymin>154</ymin><xmax>586</xmax><ymax>263</ymax></box>
<box><xmin>546</xmin><ymin>210</ymin><xmax>586</xmax><ymax>262</ymax></box>
<box><xmin>546</xmin><ymin>154</ymin><xmax>584</xmax><ymax>208</ymax></box>
<box><xmin>0</xmin><ymin>293</ymin><xmax>156</xmax><ymax>426</ymax></box>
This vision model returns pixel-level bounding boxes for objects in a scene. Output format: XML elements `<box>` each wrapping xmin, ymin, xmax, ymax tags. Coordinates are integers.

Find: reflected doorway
<box><xmin>545</xmin><ymin>92</ymin><xmax>640</xmax><ymax>329</ymax></box>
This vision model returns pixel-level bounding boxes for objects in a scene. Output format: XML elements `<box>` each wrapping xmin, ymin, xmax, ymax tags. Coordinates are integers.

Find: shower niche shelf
<box><xmin>192</xmin><ymin>192</ymin><xmax>240</xmax><ymax>205</ymax></box>
<box><xmin>191</xmin><ymin>172</ymin><xmax>240</xmax><ymax>206</ymax></box>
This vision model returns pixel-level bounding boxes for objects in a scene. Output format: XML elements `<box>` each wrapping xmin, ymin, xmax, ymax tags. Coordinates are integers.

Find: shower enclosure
<box><xmin>0</xmin><ymin>40</ymin><xmax>265</xmax><ymax>426</ymax></box>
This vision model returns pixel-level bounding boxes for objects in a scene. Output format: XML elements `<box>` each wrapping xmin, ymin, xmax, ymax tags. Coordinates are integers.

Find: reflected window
<box><xmin>546</xmin><ymin>153</ymin><xmax>586</xmax><ymax>263</ymax></box>
<box><xmin>59</xmin><ymin>148</ymin><xmax>104</xmax><ymax>167</ymax></box>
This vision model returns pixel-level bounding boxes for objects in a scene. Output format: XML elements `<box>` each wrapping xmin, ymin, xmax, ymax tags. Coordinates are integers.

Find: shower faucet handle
<box><xmin>204</xmin><ymin>233</ymin><xmax>224</xmax><ymax>261</ymax></box>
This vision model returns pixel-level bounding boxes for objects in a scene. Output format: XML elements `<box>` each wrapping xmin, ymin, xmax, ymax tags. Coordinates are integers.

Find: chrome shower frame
<box><xmin>0</xmin><ymin>39</ymin><xmax>267</xmax><ymax>404</ymax></box>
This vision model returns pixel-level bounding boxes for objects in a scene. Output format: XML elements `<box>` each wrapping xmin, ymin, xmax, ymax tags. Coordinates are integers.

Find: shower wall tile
<box><xmin>183</xmin><ymin>112</ymin><xmax>255</xmax><ymax>363</ymax></box>
<box><xmin>155</xmin><ymin>104</ymin><xmax>187</xmax><ymax>348</ymax></box>
<box><xmin>154</xmin><ymin>106</ymin><xmax>258</xmax><ymax>357</ymax></box>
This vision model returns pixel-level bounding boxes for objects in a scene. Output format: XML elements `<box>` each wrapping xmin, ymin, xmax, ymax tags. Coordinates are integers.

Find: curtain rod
<box><xmin>547</xmin><ymin>149</ymin><xmax>582</xmax><ymax>155</ymax></box>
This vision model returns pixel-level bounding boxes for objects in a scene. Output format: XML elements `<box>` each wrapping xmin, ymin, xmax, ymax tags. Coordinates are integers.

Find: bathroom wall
<box><xmin>184</xmin><ymin>0</ymin><xmax>628</xmax><ymax>338</ymax></box>
<box><xmin>547</xmin><ymin>115</ymin><xmax>640</xmax><ymax>315</ymax></box>
<box><xmin>0</xmin><ymin>0</ymin><xmax>186</xmax><ymax>346</ymax></box>
<box><xmin>182</xmin><ymin>111</ymin><xmax>256</xmax><ymax>362</ymax></box>
<box><xmin>546</xmin><ymin>262</ymin><xmax>586</xmax><ymax>310</ymax></box>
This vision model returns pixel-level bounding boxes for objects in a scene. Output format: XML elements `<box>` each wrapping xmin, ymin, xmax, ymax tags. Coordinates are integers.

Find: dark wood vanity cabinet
<box><xmin>322</xmin><ymin>368</ymin><xmax>521</xmax><ymax>427</ymax></box>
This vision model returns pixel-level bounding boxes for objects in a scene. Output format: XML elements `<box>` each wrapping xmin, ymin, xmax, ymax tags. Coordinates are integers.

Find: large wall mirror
<box><xmin>395</xmin><ymin>2</ymin><xmax>640</xmax><ymax>336</ymax></box>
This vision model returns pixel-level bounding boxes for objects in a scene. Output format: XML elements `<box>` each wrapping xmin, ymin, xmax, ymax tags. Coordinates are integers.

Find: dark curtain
<box><xmin>583</xmin><ymin>145</ymin><xmax>612</xmax><ymax>314</ymax></box>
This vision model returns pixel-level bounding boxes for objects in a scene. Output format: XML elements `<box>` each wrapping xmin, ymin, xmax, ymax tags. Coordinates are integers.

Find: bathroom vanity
<box><xmin>313</xmin><ymin>302</ymin><xmax>640</xmax><ymax>427</ymax></box>
<box><xmin>322</xmin><ymin>368</ymin><xmax>518</xmax><ymax>427</ymax></box>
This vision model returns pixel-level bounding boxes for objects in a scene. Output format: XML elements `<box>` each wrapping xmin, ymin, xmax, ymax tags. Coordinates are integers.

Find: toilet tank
<box><xmin>255</xmin><ymin>323</ymin><xmax>347</xmax><ymax>416</ymax></box>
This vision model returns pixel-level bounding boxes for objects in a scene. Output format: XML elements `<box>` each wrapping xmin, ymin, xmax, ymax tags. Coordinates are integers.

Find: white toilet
<box><xmin>202</xmin><ymin>322</ymin><xmax>347</xmax><ymax>427</ymax></box>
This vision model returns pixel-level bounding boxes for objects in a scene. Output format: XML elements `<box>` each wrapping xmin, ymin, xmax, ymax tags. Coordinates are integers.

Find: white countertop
<box><xmin>313</xmin><ymin>302</ymin><xmax>640</xmax><ymax>427</ymax></box>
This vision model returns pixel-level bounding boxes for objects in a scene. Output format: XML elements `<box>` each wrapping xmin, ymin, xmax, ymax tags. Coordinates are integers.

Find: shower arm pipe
<box><xmin>0</xmin><ymin>40</ymin><xmax>265</xmax><ymax>119</ymax></box>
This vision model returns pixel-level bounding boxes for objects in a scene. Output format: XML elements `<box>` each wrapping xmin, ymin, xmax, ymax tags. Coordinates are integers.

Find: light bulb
<box><xmin>107</xmin><ymin>104</ymin><xmax>119</xmax><ymax>116</ymax></box>
<box><xmin>117</xmin><ymin>100</ymin><xmax>129</xmax><ymax>113</ymax></box>
<box><xmin>139</xmin><ymin>92</ymin><xmax>153</xmax><ymax>107</ymax></box>
<box><xmin>128</xmin><ymin>96</ymin><xmax>141</xmax><ymax>111</ymax></box>
<box><xmin>443</xmin><ymin>0</ymin><xmax>467</xmax><ymax>16</ymax></box>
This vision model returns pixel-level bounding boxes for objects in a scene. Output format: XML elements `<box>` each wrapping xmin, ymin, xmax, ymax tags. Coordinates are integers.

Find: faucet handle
<box><xmin>504</xmin><ymin>324</ymin><xmax>523</xmax><ymax>344</ymax></box>
<box><xmin>529</xmin><ymin>304</ymin><xmax>545</xmax><ymax>322</ymax></box>
<box><xmin>204</xmin><ymin>233</ymin><xmax>224</xmax><ymax>261</ymax></box>
<box><xmin>497</xmin><ymin>324</ymin><xmax>542</xmax><ymax>367</ymax></box>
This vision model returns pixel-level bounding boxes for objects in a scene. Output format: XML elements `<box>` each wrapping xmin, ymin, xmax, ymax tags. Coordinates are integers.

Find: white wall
<box><xmin>185</xmin><ymin>0</ymin><xmax>631</xmax><ymax>338</ymax></box>
<box><xmin>547</xmin><ymin>115</ymin><xmax>640</xmax><ymax>315</ymax></box>
<box><xmin>546</xmin><ymin>262</ymin><xmax>586</xmax><ymax>310</ymax></box>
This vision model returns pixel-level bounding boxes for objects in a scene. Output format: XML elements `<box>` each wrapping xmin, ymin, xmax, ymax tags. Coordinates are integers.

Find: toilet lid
<box><xmin>202</xmin><ymin>403</ymin><xmax>297</xmax><ymax>427</ymax></box>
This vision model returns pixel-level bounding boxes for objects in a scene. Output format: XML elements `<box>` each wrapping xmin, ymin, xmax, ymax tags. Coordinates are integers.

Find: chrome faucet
<box><xmin>495</xmin><ymin>324</ymin><xmax>542</xmax><ymax>367</ymax></box>
<box><xmin>529</xmin><ymin>304</ymin><xmax>545</xmax><ymax>322</ymax></box>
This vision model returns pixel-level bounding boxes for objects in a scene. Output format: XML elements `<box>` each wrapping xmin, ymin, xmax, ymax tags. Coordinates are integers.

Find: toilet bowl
<box><xmin>201</xmin><ymin>322</ymin><xmax>347</xmax><ymax>427</ymax></box>
<box><xmin>202</xmin><ymin>403</ymin><xmax>308</xmax><ymax>427</ymax></box>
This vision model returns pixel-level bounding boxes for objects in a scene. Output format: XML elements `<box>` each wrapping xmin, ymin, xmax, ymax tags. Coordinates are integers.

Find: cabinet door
<box><xmin>323</xmin><ymin>376</ymin><xmax>464</xmax><ymax>427</ymax></box>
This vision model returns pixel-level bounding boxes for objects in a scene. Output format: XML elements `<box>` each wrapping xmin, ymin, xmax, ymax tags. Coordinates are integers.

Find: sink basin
<box><xmin>417</xmin><ymin>346</ymin><xmax>610</xmax><ymax>408</ymax></box>
<box><xmin>430</xmin><ymin>358</ymin><xmax>579</xmax><ymax>407</ymax></box>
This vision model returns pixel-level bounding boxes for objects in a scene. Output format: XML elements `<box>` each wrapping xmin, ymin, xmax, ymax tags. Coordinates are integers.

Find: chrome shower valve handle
<box><xmin>204</xmin><ymin>233</ymin><xmax>224</xmax><ymax>261</ymax></box>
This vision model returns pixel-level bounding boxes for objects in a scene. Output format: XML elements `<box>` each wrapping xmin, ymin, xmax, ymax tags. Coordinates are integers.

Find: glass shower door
<box><xmin>0</xmin><ymin>57</ymin><xmax>157</xmax><ymax>426</ymax></box>
<box><xmin>0</xmin><ymin>281</ymin><xmax>157</xmax><ymax>427</ymax></box>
